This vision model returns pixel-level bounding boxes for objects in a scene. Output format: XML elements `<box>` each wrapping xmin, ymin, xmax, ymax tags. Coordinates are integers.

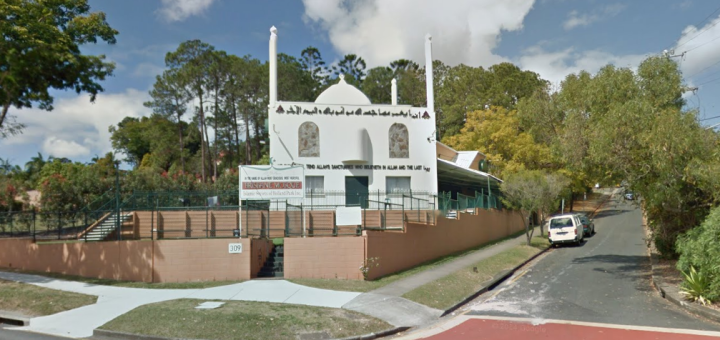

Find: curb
<box><xmin>94</xmin><ymin>327</ymin><xmax>412</xmax><ymax>340</ymax></box>
<box><xmin>648</xmin><ymin>255</ymin><xmax>720</xmax><ymax>324</ymax></box>
<box><xmin>0</xmin><ymin>310</ymin><xmax>30</xmax><ymax>326</ymax></box>
<box><xmin>93</xmin><ymin>329</ymin><xmax>192</xmax><ymax>340</ymax></box>
<box><xmin>440</xmin><ymin>245</ymin><xmax>551</xmax><ymax>317</ymax></box>
<box><xmin>334</xmin><ymin>326</ymin><xmax>411</xmax><ymax>340</ymax></box>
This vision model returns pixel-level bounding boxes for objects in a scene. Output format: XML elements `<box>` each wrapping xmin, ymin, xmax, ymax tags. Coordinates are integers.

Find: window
<box><xmin>306</xmin><ymin>176</ymin><xmax>324</xmax><ymax>195</ymax></box>
<box><xmin>386</xmin><ymin>177</ymin><xmax>411</xmax><ymax>194</ymax></box>
<box><xmin>299</xmin><ymin>122</ymin><xmax>320</xmax><ymax>157</ymax></box>
<box><xmin>389</xmin><ymin>123</ymin><xmax>409</xmax><ymax>158</ymax></box>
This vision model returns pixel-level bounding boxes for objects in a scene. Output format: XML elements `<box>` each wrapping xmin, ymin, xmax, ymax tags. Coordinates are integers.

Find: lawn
<box><xmin>99</xmin><ymin>299</ymin><xmax>391</xmax><ymax>340</ymax></box>
<box><xmin>402</xmin><ymin>236</ymin><xmax>549</xmax><ymax>310</ymax></box>
<box><xmin>0</xmin><ymin>279</ymin><xmax>97</xmax><ymax>316</ymax></box>
<box><xmin>289</xmin><ymin>229</ymin><xmax>529</xmax><ymax>293</ymax></box>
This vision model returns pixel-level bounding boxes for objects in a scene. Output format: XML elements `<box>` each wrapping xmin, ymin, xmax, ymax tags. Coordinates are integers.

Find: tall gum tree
<box><xmin>0</xmin><ymin>0</ymin><xmax>118</xmax><ymax>138</ymax></box>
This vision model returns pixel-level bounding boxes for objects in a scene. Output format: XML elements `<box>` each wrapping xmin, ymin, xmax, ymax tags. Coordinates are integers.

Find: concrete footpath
<box><xmin>0</xmin><ymin>271</ymin><xmax>360</xmax><ymax>338</ymax></box>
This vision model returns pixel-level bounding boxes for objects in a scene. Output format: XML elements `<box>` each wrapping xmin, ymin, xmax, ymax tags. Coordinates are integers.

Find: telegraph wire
<box><xmin>674</xmin><ymin>5</ymin><xmax>720</xmax><ymax>50</ymax></box>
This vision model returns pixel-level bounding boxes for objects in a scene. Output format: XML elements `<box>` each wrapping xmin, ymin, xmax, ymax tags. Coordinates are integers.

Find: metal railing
<box><xmin>4</xmin><ymin>189</ymin><xmax>505</xmax><ymax>241</ymax></box>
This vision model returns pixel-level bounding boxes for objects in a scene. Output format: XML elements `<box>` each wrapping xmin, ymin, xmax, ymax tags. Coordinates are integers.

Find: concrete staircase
<box><xmin>257</xmin><ymin>245</ymin><xmax>284</xmax><ymax>278</ymax></box>
<box><xmin>82</xmin><ymin>213</ymin><xmax>132</xmax><ymax>242</ymax></box>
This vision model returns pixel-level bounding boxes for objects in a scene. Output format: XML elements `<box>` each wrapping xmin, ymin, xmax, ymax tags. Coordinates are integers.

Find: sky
<box><xmin>3</xmin><ymin>0</ymin><xmax>720</xmax><ymax>168</ymax></box>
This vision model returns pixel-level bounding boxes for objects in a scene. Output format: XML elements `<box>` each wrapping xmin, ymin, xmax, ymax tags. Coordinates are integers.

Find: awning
<box><xmin>436</xmin><ymin>158</ymin><xmax>502</xmax><ymax>194</ymax></box>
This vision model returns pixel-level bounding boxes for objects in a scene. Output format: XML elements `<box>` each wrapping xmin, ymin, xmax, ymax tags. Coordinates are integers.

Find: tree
<box><xmin>436</xmin><ymin>62</ymin><xmax>547</xmax><ymax>139</ymax></box>
<box><xmin>145</xmin><ymin>69</ymin><xmax>191</xmax><ymax>172</ymax></box>
<box><xmin>500</xmin><ymin>170</ymin><xmax>547</xmax><ymax>245</ymax></box>
<box><xmin>442</xmin><ymin>106</ymin><xmax>553</xmax><ymax>178</ymax></box>
<box><xmin>331</xmin><ymin>54</ymin><xmax>367</xmax><ymax>87</ymax></box>
<box><xmin>362</xmin><ymin>67</ymin><xmax>394</xmax><ymax>104</ymax></box>
<box><xmin>300</xmin><ymin>46</ymin><xmax>328</xmax><ymax>97</ymax></box>
<box><xmin>539</xmin><ymin>172</ymin><xmax>569</xmax><ymax>236</ymax></box>
<box><xmin>0</xmin><ymin>0</ymin><xmax>118</xmax><ymax>137</ymax></box>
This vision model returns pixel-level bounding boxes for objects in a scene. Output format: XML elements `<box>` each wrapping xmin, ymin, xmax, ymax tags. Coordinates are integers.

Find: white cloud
<box><xmin>158</xmin><ymin>0</ymin><xmax>215</xmax><ymax>22</ymax></box>
<box><xmin>563</xmin><ymin>4</ymin><xmax>626</xmax><ymax>30</ymax></box>
<box><xmin>301</xmin><ymin>0</ymin><xmax>535</xmax><ymax>68</ymax></box>
<box><xmin>42</xmin><ymin>137</ymin><xmax>91</xmax><ymax>158</ymax></box>
<box><xmin>673</xmin><ymin>15</ymin><xmax>720</xmax><ymax>80</ymax></box>
<box><xmin>517</xmin><ymin>46</ymin><xmax>646</xmax><ymax>86</ymax></box>
<box><xmin>0</xmin><ymin>89</ymin><xmax>151</xmax><ymax>162</ymax></box>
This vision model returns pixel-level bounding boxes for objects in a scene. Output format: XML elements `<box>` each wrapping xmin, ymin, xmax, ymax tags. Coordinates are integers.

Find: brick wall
<box><xmin>153</xmin><ymin>238</ymin><xmax>252</xmax><ymax>282</ymax></box>
<box><xmin>365</xmin><ymin>209</ymin><xmax>524</xmax><ymax>279</ymax></box>
<box><xmin>0</xmin><ymin>239</ymin><xmax>153</xmax><ymax>282</ymax></box>
<box><xmin>284</xmin><ymin>237</ymin><xmax>365</xmax><ymax>280</ymax></box>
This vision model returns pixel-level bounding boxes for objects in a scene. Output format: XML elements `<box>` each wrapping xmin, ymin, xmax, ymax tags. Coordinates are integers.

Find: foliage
<box><xmin>679</xmin><ymin>266</ymin><xmax>713</xmax><ymax>306</ymax></box>
<box><xmin>442</xmin><ymin>106</ymin><xmax>553</xmax><ymax>178</ymax></box>
<box><xmin>436</xmin><ymin>62</ymin><xmax>547</xmax><ymax>138</ymax></box>
<box><xmin>676</xmin><ymin>206</ymin><xmax>720</xmax><ymax>301</ymax></box>
<box><xmin>359</xmin><ymin>257</ymin><xmax>380</xmax><ymax>280</ymax></box>
<box><xmin>0</xmin><ymin>0</ymin><xmax>117</xmax><ymax>136</ymax></box>
<box><xmin>500</xmin><ymin>170</ymin><xmax>547</xmax><ymax>245</ymax></box>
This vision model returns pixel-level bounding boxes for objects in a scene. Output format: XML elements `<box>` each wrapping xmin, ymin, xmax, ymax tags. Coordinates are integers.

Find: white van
<box><xmin>548</xmin><ymin>214</ymin><xmax>584</xmax><ymax>247</ymax></box>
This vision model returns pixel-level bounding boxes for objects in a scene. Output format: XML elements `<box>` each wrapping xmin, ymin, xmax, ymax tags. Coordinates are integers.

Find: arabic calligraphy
<box><xmin>275</xmin><ymin>105</ymin><xmax>431</xmax><ymax>119</ymax></box>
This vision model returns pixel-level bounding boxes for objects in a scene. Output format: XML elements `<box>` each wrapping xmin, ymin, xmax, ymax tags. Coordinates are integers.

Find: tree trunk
<box><xmin>211</xmin><ymin>95</ymin><xmax>219</xmax><ymax>181</ymax></box>
<box><xmin>199</xmin><ymin>96</ymin><xmax>206</xmax><ymax>183</ymax></box>
<box><xmin>177</xmin><ymin>111</ymin><xmax>185</xmax><ymax>172</ymax></box>
<box><xmin>0</xmin><ymin>103</ymin><xmax>9</xmax><ymax>129</ymax></box>
<box><xmin>520</xmin><ymin>211</ymin><xmax>532</xmax><ymax>246</ymax></box>
<box><xmin>231</xmin><ymin>99</ymin><xmax>241</xmax><ymax>168</ymax></box>
<box><xmin>244</xmin><ymin>109</ymin><xmax>251</xmax><ymax>165</ymax></box>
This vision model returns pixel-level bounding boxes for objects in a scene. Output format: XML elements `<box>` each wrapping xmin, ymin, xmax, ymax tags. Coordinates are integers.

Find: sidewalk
<box><xmin>370</xmin><ymin>230</ymin><xmax>535</xmax><ymax>297</ymax></box>
<box><xmin>0</xmin><ymin>271</ymin><xmax>360</xmax><ymax>338</ymax></box>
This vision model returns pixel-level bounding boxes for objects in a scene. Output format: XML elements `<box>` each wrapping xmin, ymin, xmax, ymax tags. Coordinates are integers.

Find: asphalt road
<box><xmin>467</xmin><ymin>194</ymin><xmax>720</xmax><ymax>331</ymax></box>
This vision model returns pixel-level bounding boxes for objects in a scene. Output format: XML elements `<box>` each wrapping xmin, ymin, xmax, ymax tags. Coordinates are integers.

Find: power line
<box><xmin>685</xmin><ymin>34</ymin><xmax>720</xmax><ymax>53</ymax></box>
<box><xmin>699</xmin><ymin>114</ymin><xmax>720</xmax><ymax>122</ymax></box>
<box><xmin>688</xmin><ymin>59</ymin><xmax>720</xmax><ymax>79</ymax></box>
<box><xmin>696</xmin><ymin>75</ymin><xmax>720</xmax><ymax>86</ymax></box>
<box><xmin>674</xmin><ymin>5</ymin><xmax>720</xmax><ymax>50</ymax></box>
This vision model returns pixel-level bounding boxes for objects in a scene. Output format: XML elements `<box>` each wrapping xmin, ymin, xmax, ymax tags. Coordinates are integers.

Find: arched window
<box><xmin>298</xmin><ymin>122</ymin><xmax>320</xmax><ymax>157</ymax></box>
<box><xmin>389</xmin><ymin>123</ymin><xmax>409</xmax><ymax>158</ymax></box>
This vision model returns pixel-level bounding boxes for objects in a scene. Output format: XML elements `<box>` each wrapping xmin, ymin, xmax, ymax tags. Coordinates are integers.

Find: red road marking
<box><xmin>422</xmin><ymin>319</ymin><xmax>717</xmax><ymax>340</ymax></box>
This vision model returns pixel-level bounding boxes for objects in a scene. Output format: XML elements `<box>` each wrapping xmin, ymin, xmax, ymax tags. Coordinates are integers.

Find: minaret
<box><xmin>391</xmin><ymin>78</ymin><xmax>398</xmax><ymax>105</ymax></box>
<box><xmin>425</xmin><ymin>34</ymin><xmax>434</xmax><ymax>113</ymax></box>
<box><xmin>269</xmin><ymin>26</ymin><xmax>278</xmax><ymax>107</ymax></box>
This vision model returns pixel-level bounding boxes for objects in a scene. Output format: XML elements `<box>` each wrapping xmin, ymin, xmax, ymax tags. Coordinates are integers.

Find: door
<box><xmin>345</xmin><ymin>176</ymin><xmax>369</xmax><ymax>208</ymax></box>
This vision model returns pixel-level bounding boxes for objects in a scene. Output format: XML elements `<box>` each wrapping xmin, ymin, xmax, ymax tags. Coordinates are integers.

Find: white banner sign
<box><xmin>336</xmin><ymin>206</ymin><xmax>362</xmax><ymax>226</ymax></box>
<box><xmin>239</xmin><ymin>165</ymin><xmax>305</xmax><ymax>199</ymax></box>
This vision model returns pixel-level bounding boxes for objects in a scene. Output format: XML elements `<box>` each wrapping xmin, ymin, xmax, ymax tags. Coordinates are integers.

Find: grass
<box><xmin>99</xmin><ymin>299</ymin><xmax>391</xmax><ymax>340</ymax></box>
<box><xmin>289</xmin><ymin>229</ymin><xmax>529</xmax><ymax>293</ymax></box>
<box><xmin>0</xmin><ymin>279</ymin><xmax>97</xmax><ymax>316</ymax></box>
<box><xmin>402</xmin><ymin>235</ymin><xmax>549</xmax><ymax>310</ymax></box>
<box><xmin>3</xmin><ymin>269</ymin><xmax>241</xmax><ymax>289</ymax></box>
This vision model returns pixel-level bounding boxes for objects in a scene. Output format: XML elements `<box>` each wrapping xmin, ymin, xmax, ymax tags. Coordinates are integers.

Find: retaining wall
<box><xmin>0</xmin><ymin>238</ymin><xmax>267</xmax><ymax>283</ymax></box>
<box><xmin>364</xmin><ymin>209</ymin><xmax>525</xmax><ymax>279</ymax></box>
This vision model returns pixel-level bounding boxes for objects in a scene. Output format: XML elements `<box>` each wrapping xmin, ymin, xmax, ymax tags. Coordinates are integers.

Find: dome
<box><xmin>315</xmin><ymin>75</ymin><xmax>372</xmax><ymax>105</ymax></box>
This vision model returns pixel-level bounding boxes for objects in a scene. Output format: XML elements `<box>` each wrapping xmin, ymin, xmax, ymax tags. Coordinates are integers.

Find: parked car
<box><xmin>625</xmin><ymin>192</ymin><xmax>635</xmax><ymax>200</ymax></box>
<box><xmin>548</xmin><ymin>214</ymin><xmax>585</xmax><ymax>247</ymax></box>
<box><xmin>575</xmin><ymin>213</ymin><xmax>595</xmax><ymax>236</ymax></box>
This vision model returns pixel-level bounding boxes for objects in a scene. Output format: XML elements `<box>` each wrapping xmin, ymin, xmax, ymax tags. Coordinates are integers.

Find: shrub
<box><xmin>676</xmin><ymin>205</ymin><xmax>720</xmax><ymax>301</ymax></box>
<box><xmin>680</xmin><ymin>266</ymin><xmax>712</xmax><ymax>305</ymax></box>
